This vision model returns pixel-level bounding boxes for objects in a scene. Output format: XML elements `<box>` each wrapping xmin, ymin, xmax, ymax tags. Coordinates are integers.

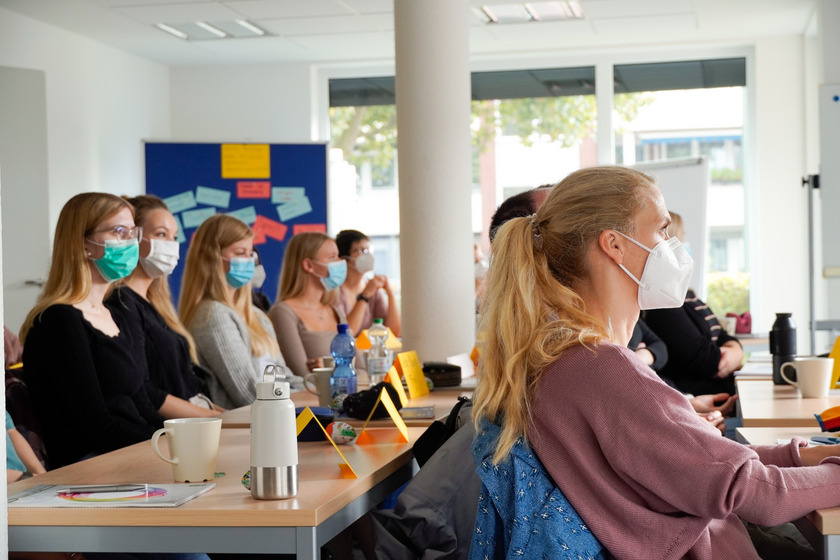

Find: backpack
<box><xmin>413</xmin><ymin>396</ymin><xmax>472</xmax><ymax>468</ymax></box>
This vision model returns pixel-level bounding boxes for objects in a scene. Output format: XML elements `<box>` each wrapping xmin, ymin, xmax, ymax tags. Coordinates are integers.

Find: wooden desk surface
<box><xmin>736</xmin><ymin>379</ymin><xmax>839</xmax><ymax>428</ymax></box>
<box><xmin>222</xmin><ymin>388</ymin><xmax>473</xmax><ymax>429</ymax></box>
<box><xmin>8</xmin><ymin>427</ymin><xmax>424</xmax><ymax>528</ymax></box>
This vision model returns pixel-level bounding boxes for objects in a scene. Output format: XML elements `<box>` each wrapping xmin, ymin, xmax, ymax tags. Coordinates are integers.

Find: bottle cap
<box><xmin>337</xmin><ymin>323</ymin><xmax>349</xmax><ymax>334</ymax></box>
<box><xmin>373</xmin><ymin>318</ymin><xmax>383</xmax><ymax>324</ymax></box>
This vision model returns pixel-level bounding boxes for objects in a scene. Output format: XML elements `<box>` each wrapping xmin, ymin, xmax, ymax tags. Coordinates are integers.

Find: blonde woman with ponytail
<box><xmin>472</xmin><ymin>166</ymin><xmax>840</xmax><ymax>559</ymax></box>
<box><xmin>180</xmin><ymin>214</ymin><xmax>298</xmax><ymax>409</ymax></box>
<box><xmin>107</xmin><ymin>195</ymin><xmax>221</xmax><ymax>413</ymax></box>
<box><xmin>20</xmin><ymin>193</ymin><xmax>212</xmax><ymax>469</ymax></box>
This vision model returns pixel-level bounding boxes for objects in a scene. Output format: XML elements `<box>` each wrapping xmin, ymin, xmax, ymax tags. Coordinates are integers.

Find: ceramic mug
<box><xmin>151</xmin><ymin>417</ymin><xmax>222</xmax><ymax>482</ymax></box>
<box><xmin>305</xmin><ymin>367</ymin><xmax>334</xmax><ymax>408</ymax></box>
<box><xmin>780</xmin><ymin>357</ymin><xmax>835</xmax><ymax>398</ymax></box>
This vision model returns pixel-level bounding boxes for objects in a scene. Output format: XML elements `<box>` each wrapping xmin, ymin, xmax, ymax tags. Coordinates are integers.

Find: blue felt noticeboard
<box><xmin>144</xmin><ymin>141</ymin><xmax>328</xmax><ymax>305</ymax></box>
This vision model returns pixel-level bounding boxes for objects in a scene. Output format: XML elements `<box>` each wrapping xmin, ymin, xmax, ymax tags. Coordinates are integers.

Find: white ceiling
<box><xmin>0</xmin><ymin>0</ymin><xmax>818</xmax><ymax>67</ymax></box>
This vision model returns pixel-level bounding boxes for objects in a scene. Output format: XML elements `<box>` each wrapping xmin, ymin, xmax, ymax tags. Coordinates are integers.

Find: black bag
<box><xmin>413</xmin><ymin>396</ymin><xmax>472</xmax><ymax>468</ymax></box>
<box><xmin>342</xmin><ymin>382</ymin><xmax>404</xmax><ymax>419</ymax></box>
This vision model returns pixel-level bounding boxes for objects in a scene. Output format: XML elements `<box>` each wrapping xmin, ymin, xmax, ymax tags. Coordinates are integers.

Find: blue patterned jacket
<box><xmin>470</xmin><ymin>419</ymin><xmax>607</xmax><ymax>560</ymax></box>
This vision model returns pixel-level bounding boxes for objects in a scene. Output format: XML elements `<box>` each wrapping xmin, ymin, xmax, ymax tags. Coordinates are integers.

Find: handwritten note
<box><xmin>293</xmin><ymin>223</ymin><xmax>326</xmax><ymax>235</ymax></box>
<box><xmin>272</xmin><ymin>187</ymin><xmax>306</xmax><ymax>204</ymax></box>
<box><xmin>237</xmin><ymin>181</ymin><xmax>271</xmax><ymax>199</ymax></box>
<box><xmin>253</xmin><ymin>214</ymin><xmax>288</xmax><ymax>242</ymax></box>
<box><xmin>164</xmin><ymin>191</ymin><xmax>197</xmax><ymax>214</ymax></box>
<box><xmin>181</xmin><ymin>207</ymin><xmax>216</xmax><ymax>229</ymax></box>
<box><xmin>196</xmin><ymin>186</ymin><xmax>231</xmax><ymax>208</ymax></box>
<box><xmin>276</xmin><ymin>196</ymin><xmax>313</xmax><ymax>222</ymax></box>
<box><xmin>221</xmin><ymin>144</ymin><xmax>270</xmax><ymax>179</ymax></box>
<box><xmin>226</xmin><ymin>206</ymin><xmax>258</xmax><ymax>225</ymax></box>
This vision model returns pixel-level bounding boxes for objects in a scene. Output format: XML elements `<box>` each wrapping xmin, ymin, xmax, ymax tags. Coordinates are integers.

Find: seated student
<box><xmin>475</xmin><ymin>166</ymin><xmax>838</xmax><ymax>558</ymax></box>
<box><xmin>179</xmin><ymin>215</ymin><xmax>295</xmax><ymax>409</ymax></box>
<box><xmin>643</xmin><ymin>211</ymin><xmax>744</xmax><ymax>396</ymax></box>
<box><xmin>20</xmin><ymin>193</ymin><xmax>209</xmax><ymax>469</ymax></box>
<box><xmin>269</xmin><ymin>232</ymin><xmax>349</xmax><ymax>379</ymax></box>
<box><xmin>335</xmin><ymin>229</ymin><xmax>401</xmax><ymax>337</ymax></box>
<box><xmin>6</xmin><ymin>410</ymin><xmax>45</xmax><ymax>483</ymax></box>
<box><xmin>107</xmin><ymin>195</ymin><xmax>220</xmax><ymax>411</ymax></box>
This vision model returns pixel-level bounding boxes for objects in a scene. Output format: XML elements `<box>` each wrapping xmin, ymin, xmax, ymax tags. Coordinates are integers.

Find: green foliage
<box><xmin>329</xmin><ymin>92</ymin><xmax>654</xmax><ymax>185</ymax></box>
<box><xmin>706</xmin><ymin>272</ymin><xmax>750</xmax><ymax>316</ymax></box>
<box><xmin>710</xmin><ymin>167</ymin><xmax>742</xmax><ymax>183</ymax></box>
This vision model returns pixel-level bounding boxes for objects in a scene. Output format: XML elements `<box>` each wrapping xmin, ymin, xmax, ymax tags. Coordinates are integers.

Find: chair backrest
<box><xmin>5</xmin><ymin>367</ymin><xmax>49</xmax><ymax>470</ymax></box>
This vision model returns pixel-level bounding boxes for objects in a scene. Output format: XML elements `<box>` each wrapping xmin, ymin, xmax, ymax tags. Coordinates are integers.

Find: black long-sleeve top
<box><xmin>23</xmin><ymin>304</ymin><xmax>166</xmax><ymax>468</ymax></box>
<box><xmin>627</xmin><ymin>319</ymin><xmax>669</xmax><ymax>372</ymax></box>
<box><xmin>643</xmin><ymin>291</ymin><xmax>741</xmax><ymax>396</ymax></box>
<box><xmin>107</xmin><ymin>286</ymin><xmax>207</xmax><ymax>401</ymax></box>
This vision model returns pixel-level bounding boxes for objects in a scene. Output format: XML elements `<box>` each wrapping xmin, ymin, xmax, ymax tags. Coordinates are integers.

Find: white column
<box><xmin>394</xmin><ymin>0</ymin><xmax>475</xmax><ymax>361</ymax></box>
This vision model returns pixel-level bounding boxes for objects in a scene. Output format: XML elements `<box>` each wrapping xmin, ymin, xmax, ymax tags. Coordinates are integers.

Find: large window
<box><xmin>328</xmin><ymin>57</ymin><xmax>748</xmax><ymax>316</ymax></box>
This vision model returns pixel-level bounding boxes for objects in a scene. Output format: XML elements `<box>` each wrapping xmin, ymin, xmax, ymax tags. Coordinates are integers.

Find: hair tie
<box><xmin>530</xmin><ymin>214</ymin><xmax>543</xmax><ymax>248</ymax></box>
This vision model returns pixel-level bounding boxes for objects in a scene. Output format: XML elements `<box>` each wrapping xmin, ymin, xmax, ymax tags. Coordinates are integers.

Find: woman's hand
<box><xmin>716</xmin><ymin>342</ymin><xmax>744</xmax><ymax>378</ymax></box>
<box><xmin>306</xmin><ymin>357</ymin><xmax>324</xmax><ymax>371</ymax></box>
<box><xmin>634</xmin><ymin>342</ymin><xmax>655</xmax><ymax>366</ymax></box>
<box><xmin>698</xmin><ymin>410</ymin><xmax>726</xmax><ymax>435</ymax></box>
<box><xmin>800</xmin><ymin>443</ymin><xmax>840</xmax><ymax>466</ymax></box>
<box><xmin>362</xmin><ymin>276</ymin><xmax>385</xmax><ymax>300</ymax></box>
<box><xmin>690</xmin><ymin>393</ymin><xmax>738</xmax><ymax>416</ymax></box>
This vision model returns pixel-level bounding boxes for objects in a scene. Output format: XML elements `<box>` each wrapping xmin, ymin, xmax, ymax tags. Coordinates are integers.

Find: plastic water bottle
<box><xmin>367</xmin><ymin>318</ymin><xmax>391</xmax><ymax>384</ymax></box>
<box><xmin>330</xmin><ymin>323</ymin><xmax>357</xmax><ymax>407</ymax></box>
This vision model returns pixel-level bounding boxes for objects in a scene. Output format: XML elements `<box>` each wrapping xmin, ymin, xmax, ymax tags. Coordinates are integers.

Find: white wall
<box><xmin>170</xmin><ymin>63</ymin><xmax>315</xmax><ymax>142</ymax></box>
<box><xmin>0</xmin><ymin>6</ymin><xmax>170</xmax><ymax>235</ymax></box>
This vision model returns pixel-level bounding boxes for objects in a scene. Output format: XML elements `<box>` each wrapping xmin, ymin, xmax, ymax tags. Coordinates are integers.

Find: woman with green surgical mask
<box><xmin>269</xmin><ymin>232</ymin><xmax>351</xmax><ymax>379</ymax></box>
<box><xmin>19</xmin><ymin>193</ymin><xmax>218</xmax><ymax>470</ymax></box>
<box><xmin>179</xmin><ymin>214</ymin><xmax>297</xmax><ymax>409</ymax></box>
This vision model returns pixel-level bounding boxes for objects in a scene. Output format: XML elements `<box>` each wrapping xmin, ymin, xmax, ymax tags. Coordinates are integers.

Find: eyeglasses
<box><xmin>92</xmin><ymin>225</ymin><xmax>143</xmax><ymax>241</ymax></box>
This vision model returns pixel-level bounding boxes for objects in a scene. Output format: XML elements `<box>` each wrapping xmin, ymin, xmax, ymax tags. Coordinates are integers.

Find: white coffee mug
<box><xmin>151</xmin><ymin>417</ymin><xmax>222</xmax><ymax>482</ymax></box>
<box><xmin>305</xmin><ymin>367</ymin><xmax>334</xmax><ymax>408</ymax></box>
<box><xmin>780</xmin><ymin>357</ymin><xmax>835</xmax><ymax>398</ymax></box>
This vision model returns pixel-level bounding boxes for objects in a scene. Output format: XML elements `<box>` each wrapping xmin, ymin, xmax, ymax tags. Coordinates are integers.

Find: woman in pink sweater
<box><xmin>473</xmin><ymin>165</ymin><xmax>840</xmax><ymax>559</ymax></box>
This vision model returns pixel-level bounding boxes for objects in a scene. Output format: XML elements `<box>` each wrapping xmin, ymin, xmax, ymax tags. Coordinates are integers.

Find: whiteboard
<box><xmin>633</xmin><ymin>157</ymin><xmax>709</xmax><ymax>298</ymax></box>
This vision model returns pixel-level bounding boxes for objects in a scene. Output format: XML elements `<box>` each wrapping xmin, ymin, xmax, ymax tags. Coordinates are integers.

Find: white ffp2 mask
<box><xmin>139</xmin><ymin>238</ymin><xmax>180</xmax><ymax>278</ymax></box>
<box><xmin>616</xmin><ymin>232</ymin><xmax>694</xmax><ymax>310</ymax></box>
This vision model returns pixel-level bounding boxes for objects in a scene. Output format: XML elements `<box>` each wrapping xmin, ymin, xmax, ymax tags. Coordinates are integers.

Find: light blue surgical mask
<box><xmin>224</xmin><ymin>257</ymin><xmax>255</xmax><ymax>289</ymax></box>
<box><xmin>86</xmin><ymin>238</ymin><xmax>140</xmax><ymax>283</ymax></box>
<box><xmin>314</xmin><ymin>259</ymin><xmax>347</xmax><ymax>291</ymax></box>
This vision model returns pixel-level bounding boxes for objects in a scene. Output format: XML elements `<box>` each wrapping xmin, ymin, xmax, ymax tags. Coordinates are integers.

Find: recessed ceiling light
<box><xmin>234</xmin><ymin>19</ymin><xmax>266</xmax><ymax>36</ymax></box>
<box><xmin>155</xmin><ymin>23</ymin><xmax>188</xmax><ymax>40</ymax></box>
<box><xmin>195</xmin><ymin>21</ymin><xmax>227</xmax><ymax>38</ymax></box>
<box><xmin>476</xmin><ymin>1</ymin><xmax>584</xmax><ymax>24</ymax></box>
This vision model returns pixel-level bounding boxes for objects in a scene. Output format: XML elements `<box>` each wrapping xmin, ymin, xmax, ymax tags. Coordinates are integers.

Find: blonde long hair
<box><xmin>20</xmin><ymin>193</ymin><xmax>133</xmax><ymax>343</ymax></box>
<box><xmin>117</xmin><ymin>194</ymin><xmax>199</xmax><ymax>363</ymax></box>
<box><xmin>179</xmin><ymin>214</ymin><xmax>279</xmax><ymax>356</ymax></box>
<box><xmin>473</xmin><ymin>166</ymin><xmax>655</xmax><ymax>462</ymax></box>
<box><xmin>277</xmin><ymin>232</ymin><xmax>337</xmax><ymax>305</ymax></box>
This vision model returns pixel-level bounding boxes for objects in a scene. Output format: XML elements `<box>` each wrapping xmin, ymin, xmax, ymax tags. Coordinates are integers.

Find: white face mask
<box><xmin>139</xmin><ymin>238</ymin><xmax>180</xmax><ymax>278</ymax></box>
<box><xmin>251</xmin><ymin>264</ymin><xmax>267</xmax><ymax>289</ymax></box>
<box><xmin>354</xmin><ymin>253</ymin><xmax>375</xmax><ymax>275</ymax></box>
<box><xmin>616</xmin><ymin>232</ymin><xmax>694</xmax><ymax>310</ymax></box>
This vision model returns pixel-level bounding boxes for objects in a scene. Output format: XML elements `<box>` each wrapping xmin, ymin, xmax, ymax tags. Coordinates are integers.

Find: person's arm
<box><xmin>8</xmin><ymin>428</ymin><xmax>45</xmax><ymax>475</ymax></box>
<box><xmin>716</xmin><ymin>340</ymin><xmax>744</xmax><ymax>378</ymax></box>
<box><xmin>637</xmin><ymin>319</ymin><xmax>667</xmax><ymax>371</ymax></box>
<box><xmin>644</xmin><ymin>306</ymin><xmax>723</xmax><ymax>383</ymax></box>
<box><xmin>345</xmin><ymin>277</ymin><xmax>384</xmax><ymax>335</ymax></box>
<box><xmin>379</xmin><ymin>276</ymin><xmax>402</xmax><ymax>338</ymax></box>
<box><xmin>158</xmin><ymin>394</ymin><xmax>221</xmax><ymax>418</ymax></box>
<box><xmin>190</xmin><ymin>302</ymin><xmax>262</xmax><ymax>408</ymax></box>
<box><xmin>268</xmin><ymin>302</ymin><xmax>312</xmax><ymax>379</ymax></box>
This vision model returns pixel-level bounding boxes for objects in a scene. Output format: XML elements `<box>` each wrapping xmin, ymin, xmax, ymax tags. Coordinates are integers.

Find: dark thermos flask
<box><xmin>769</xmin><ymin>313</ymin><xmax>797</xmax><ymax>385</ymax></box>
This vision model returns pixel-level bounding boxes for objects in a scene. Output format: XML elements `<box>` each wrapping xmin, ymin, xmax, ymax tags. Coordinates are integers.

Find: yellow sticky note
<box><xmin>398</xmin><ymin>351</ymin><xmax>428</xmax><ymax>398</ymax></box>
<box><xmin>357</xmin><ymin>389</ymin><xmax>409</xmax><ymax>444</ymax></box>
<box><xmin>294</xmin><ymin>407</ymin><xmax>357</xmax><ymax>478</ymax></box>
<box><xmin>221</xmin><ymin>144</ymin><xmax>271</xmax><ymax>179</ymax></box>
<box><xmin>830</xmin><ymin>336</ymin><xmax>840</xmax><ymax>388</ymax></box>
<box><xmin>387</xmin><ymin>366</ymin><xmax>408</xmax><ymax>407</ymax></box>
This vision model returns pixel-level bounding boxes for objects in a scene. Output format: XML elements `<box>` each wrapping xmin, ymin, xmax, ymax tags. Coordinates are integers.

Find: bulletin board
<box><xmin>144</xmin><ymin>141</ymin><xmax>328</xmax><ymax>305</ymax></box>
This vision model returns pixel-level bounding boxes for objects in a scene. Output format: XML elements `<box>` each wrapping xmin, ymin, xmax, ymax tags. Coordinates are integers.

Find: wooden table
<box><xmin>736</xmin><ymin>379</ymin><xmax>840</xmax><ymax>427</ymax></box>
<box><xmin>222</xmin><ymin>388</ymin><xmax>474</xmax><ymax>429</ymax></box>
<box><xmin>736</xmin><ymin>426</ymin><xmax>840</xmax><ymax>559</ymax></box>
<box><xmin>8</xmin><ymin>427</ymin><xmax>424</xmax><ymax>558</ymax></box>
